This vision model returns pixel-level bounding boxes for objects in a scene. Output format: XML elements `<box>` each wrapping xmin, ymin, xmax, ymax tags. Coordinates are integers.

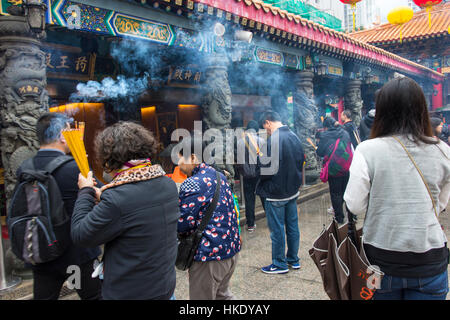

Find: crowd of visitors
<box><xmin>7</xmin><ymin>77</ymin><xmax>450</xmax><ymax>300</ymax></box>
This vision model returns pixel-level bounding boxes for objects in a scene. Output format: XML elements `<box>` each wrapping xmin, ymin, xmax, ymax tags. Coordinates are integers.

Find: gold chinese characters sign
<box><xmin>113</xmin><ymin>14</ymin><xmax>174</xmax><ymax>45</ymax></box>
<box><xmin>328</xmin><ymin>65</ymin><xmax>343</xmax><ymax>76</ymax></box>
<box><xmin>168</xmin><ymin>66</ymin><xmax>202</xmax><ymax>87</ymax></box>
<box><xmin>43</xmin><ymin>44</ymin><xmax>96</xmax><ymax>81</ymax></box>
<box><xmin>254</xmin><ymin>47</ymin><xmax>283</xmax><ymax>66</ymax></box>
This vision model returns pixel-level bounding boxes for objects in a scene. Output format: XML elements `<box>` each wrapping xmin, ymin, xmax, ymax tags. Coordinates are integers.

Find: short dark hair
<box><xmin>341</xmin><ymin>110</ymin><xmax>352</xmax><ymax>120</ymax></box>
<box><xmin>246</xmin><ymin>120</ymin><xmax>259</xmax><ymax>132</ymax></box>
<box><xmin>36</xmin><ymin>112</ymin><xmax>71</xmax><ymax>145</ymax></box>
<box><xmin>258</xmin><ymin>110</ymin><xmax>281</xmax><ymax>128</ymax></box>
<box><xmin>370</xmin><ymin>77</ymin><xmax>437</xmax><ymax>144</ymax></box>
<box><xmin>95</xmin><ymin>121</ymin><xmax>157</xmax><ymax>172</ymax></box>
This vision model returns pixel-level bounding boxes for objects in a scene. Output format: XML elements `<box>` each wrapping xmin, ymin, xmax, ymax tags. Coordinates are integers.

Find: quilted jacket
<box><xmin>178</xmin><ymin>163</ymin><xmax>241</xmax><ymax>262</ymax></box>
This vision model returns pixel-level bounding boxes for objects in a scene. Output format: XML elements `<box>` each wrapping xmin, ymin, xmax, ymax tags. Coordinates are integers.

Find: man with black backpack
<box><xmin>236</xmin><ymin>120</ymin><xmax>265</xmax><ymax>233</ymax></box>
<box><xmin>8</xmin><ymin>112</ymin><xmax>101</xmax><ymax>300</ymax></box>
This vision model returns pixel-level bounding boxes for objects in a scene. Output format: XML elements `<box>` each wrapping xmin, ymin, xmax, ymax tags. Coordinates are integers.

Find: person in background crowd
<box><xmin>359</xmin><ymin>90</ymin><xmax>380</xmax><ymax>143</ymax></box>
<box><xmin>359</xmin><ymin>109</ymin><xmax>376</xmax><ymax>142</ymax></box>
<box><xmin>430</xmin><ymin>117</ymin><xmax>450</xmax><ymax>146</ymax></box>
<box><xmin>340</xmin><ymin>110</ymin><xmax>360</xmax><ymax>150</ymax></box>
<box><xmin>236</xmin><ymin>120</ymin><xmax>265</xmax><ymax>233</ymax></box>
<box><xmin>316</xmin><ymin>117</ymin><xmax>353</xmax><ymax>224</ymax></box>
<box><xmin>72</xmin><ymin>122</ymin><xmax>179</xmax><ymax>300</ymax></box>
<box><xmin>257</xmin><ymin>111</ymin><xmax>304</xmax><ymax>274</ymax></box>
<box><xmin>344</xmin><ymin>77</ymin><xmax>450</xmax><ymax>300</ymax></box>
<box><xmin>430</xmin><ymin>117</ymin><xmax>444</xmax><ymax>139</ymax></box>
<box><xmin>16</xmin><ymin>112</ymin><xmax>102</xmax><ymax>300</ymax></box>
<box><xmin>177</xmin><ymin>136</ymin><xmax>241</xmax><ymax>300</ymax></box>
<box><xmin>440</xmin><ymin>123</ymin><xmax>450</xmax><ymax>145</ymax></box>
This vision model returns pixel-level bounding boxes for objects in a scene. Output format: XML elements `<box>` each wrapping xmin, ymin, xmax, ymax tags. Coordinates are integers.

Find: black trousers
<box><xmin>243</xmin><ymin>177</ymin><xmax>265</xmax><ymax>227</ymax></box>
<box><xmin>328</xmin><ymin>174</ymin><xmax>349</xmax><ymax>223</ymax></box>
<box><xmin>32</xmin><ymin>259</ymin><xmax>102</xmax><ymax>300</ymax></box>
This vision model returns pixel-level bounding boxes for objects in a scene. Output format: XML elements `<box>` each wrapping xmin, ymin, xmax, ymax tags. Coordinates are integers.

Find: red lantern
<box><xmin>413</xmin><ymin>0</ymin><xmax>442</xmax><ymax>27</ymax></box>
<box><xmin>339</xmin><ymin>0</ymin><xmax>363</xmax><ymax>31</ymax></box>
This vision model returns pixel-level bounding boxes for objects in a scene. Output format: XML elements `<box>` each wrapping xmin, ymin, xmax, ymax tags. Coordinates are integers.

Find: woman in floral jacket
<box><xmin>177</xmin><ymin>138</ymin><xmax>241</xmax><ymax>300</ymax></box>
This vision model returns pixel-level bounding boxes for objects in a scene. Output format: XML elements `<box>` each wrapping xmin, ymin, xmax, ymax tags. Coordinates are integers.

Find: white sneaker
<box><xmin>327</xmin><ymin>207</ymin><xmax>334</xmax><ymax>215</ymax></box>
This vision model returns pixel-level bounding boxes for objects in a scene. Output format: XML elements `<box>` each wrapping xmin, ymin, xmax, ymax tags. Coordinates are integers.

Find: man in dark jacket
<box><xmin>16</xmin><ymin>112</ymin><xmax>101</xmax><ymax>300</ymax></box>
<box><xmin>359</xmin><ymin>109</ymin><xmax>376</xmax><ymax>142</ymax></box>
<box><xmin>340</xmin><ymin>110</ymin><xmax>360</xmax><ymax>149</ymax></box>
<box><xmin>256</xmin><ymin>111</ymin><xmax>304</xmax><ymax>274</ymax></box>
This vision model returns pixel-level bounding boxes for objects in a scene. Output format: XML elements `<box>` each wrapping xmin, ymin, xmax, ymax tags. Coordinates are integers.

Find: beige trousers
<box><xmin>188</xmin><ymin>253</ymin><xmax>239</xmax><ymax>300</ymax></box>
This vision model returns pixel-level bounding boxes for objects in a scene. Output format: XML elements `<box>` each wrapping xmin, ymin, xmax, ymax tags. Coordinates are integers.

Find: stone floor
<box><xmin>173</xmin><ymin>193</ymin><xmax>450</xmax><ymax>300</ymax></box>
<box><xmin>174</xmin><ymin>193</ymin><xmax>341</xmax><ymax>300</ymax></box>
<box><xmin>3</xmin><ymin>190</ymin><xmax>450</xmax><ymax>300</ymax></box>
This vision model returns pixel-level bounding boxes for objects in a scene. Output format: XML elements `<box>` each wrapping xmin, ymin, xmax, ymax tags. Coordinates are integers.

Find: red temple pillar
<box><xmin>431</xmin><ymin>68</ymin><xmax>443</xmax><ymax>110</ymax></box>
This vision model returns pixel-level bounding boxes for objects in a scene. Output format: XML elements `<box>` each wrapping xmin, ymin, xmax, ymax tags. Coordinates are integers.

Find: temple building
<box><xmin>350</xmin><ymin>1</ymin><xmax>450</xmax><ymax>113</ymax></box>
<box><xmin>0</xmin><ymin>0</ymin><xmax>446</xmax><ymax>219</ymax></box>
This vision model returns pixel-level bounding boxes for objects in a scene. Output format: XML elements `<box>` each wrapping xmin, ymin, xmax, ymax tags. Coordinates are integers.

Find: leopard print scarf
<box><xmin>100</xmin><ymin>164</ymin><xmax>166</xmax><ymax>192</ymax></box>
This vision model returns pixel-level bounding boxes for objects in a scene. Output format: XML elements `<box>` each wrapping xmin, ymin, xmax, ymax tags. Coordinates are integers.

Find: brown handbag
<box><xmin>310</xmin><ymin>136</ymin><xmax>446</xmax><ymax>300</ymax></box>
<box><xmin>309</xmin><ymin>212</ymin><xmax>384</xmax><ymax>300</ymax></box>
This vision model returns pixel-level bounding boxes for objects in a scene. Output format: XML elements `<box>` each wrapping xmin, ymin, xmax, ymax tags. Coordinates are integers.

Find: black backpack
<box><xmin>7</xmin><ymin>156</ymin><xmax>73</xmax><ymax>265</ymax></box>
<box><xmin>236</xmin><ymin>134</ymin><xmax>261</xmax><ymax>179</ymax></box>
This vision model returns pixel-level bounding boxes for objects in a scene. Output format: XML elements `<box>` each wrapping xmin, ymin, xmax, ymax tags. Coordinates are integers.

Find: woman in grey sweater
<box><xmin>344</xmin><ymin>77</ymin><xmax>450</xmax><ymax>300</ymax></box>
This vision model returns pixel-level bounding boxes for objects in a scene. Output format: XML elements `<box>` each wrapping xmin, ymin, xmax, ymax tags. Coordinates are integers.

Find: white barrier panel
<box><xmin>0</xmin><ymin>233</ymin><xmax>21</xmax><ymax>292</ymax></box>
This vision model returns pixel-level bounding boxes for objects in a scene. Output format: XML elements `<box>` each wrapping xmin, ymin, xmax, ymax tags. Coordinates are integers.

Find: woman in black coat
<box><xmin>316</xmin><ymin>117</ymin><xmax>353</xmax><ymax>224</ymax></box>
<box><xmin>71</xmin><ymin>122</ymin><xmax>179</xmax><ymax>300</ymax></box>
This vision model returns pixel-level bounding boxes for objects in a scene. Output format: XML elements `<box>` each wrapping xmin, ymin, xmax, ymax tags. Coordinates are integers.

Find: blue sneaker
<box><xmin>288</xmin><ymin>262</ymin><xmax>301</xmax><ymax>270</ymax></box>
<box><xmin>261</xmin><ymin>264</ymin><xmax>289</xmax><ymax>274</ymax></box>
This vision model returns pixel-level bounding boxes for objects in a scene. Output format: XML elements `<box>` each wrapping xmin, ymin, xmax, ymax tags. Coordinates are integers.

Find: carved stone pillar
<box><xmin>201</xmin><ymin>54</ymin><xmax>235</xmax><ymax>184</ymax></box>
<box><xmin>270</xmin><ymin>79</ymin><xmax>292</xmax><ymax>128</ymax></box>
<box><xmin>293</xmin><ymin>70</ymin><xmax>320</xmax><ymax>185</ymax></box>
<box><xmin>344</xmin><ymin>79</ymin><xmax>363</xmax><ymax>127</ymax></box>
<box><xmin>0</xmin><ymin>4</ymin><xmax>48</xmax><ymax>279</ymax></box>
<box><xmin>0</xmin><ymin>6</ymin><xmax>48</xmax><ymax>200</ymax></box>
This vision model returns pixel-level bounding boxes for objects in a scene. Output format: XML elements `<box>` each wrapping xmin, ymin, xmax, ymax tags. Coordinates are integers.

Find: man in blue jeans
<box><xmin>256</xmin><ymin>111</ymin><xmax>305</xmax><ymax>274</ymax></box>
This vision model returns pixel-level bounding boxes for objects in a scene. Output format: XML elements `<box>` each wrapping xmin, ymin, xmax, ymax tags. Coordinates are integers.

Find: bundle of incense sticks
<box><xmin>63</xmin><ymin>126</ymin><xmax>89</xmax><ymax>177</ymax></box>
<box><xmin>74</xmin><ymin>121</ymin><xmax>85</xmax><ymax>141</ymax></box>
<box><xmin>306</xmin><ymin>137</ymin><xmax>317</xmax><ymax>150</ymax></box>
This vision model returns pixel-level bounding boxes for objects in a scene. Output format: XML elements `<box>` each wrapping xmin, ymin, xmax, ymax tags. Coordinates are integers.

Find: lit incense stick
<box><xmin>306</xmin><ymin>137</ymin><xmax>317</xmax><ymax>150</ymax></box>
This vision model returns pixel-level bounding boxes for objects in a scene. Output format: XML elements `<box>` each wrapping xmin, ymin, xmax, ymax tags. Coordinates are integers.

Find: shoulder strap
<box><xmin>44</xmin><ymin>155</ymin><xmax>74</xmax><ymax>174</ymax></box>
<box><xmin>353</xmin><ymin>129</ymin><xmax>361</xmax><ymax>145</ymax></box>
<box><xmin>328</xmin><ymin>138</ymin><xmax>340</xmax><ymax>161</ymax></box>
<box><xmin>20</xmin><ymin>158</ymin><xmax>35</xmax><ymax>171</ymax></box>
<box><xmin>244</xmin><ymin>133</ymin><xmax>262</xmax><ymax>156</ymax></box>
<box><xmin>197</xmin><ymin>171</ymin><xmax>221</xmax><ymax>232</ymax></box>
<box><xmin>393</xmin><ymin>136</ymin><xmax>438</xmax><ymax>218</ymax></box>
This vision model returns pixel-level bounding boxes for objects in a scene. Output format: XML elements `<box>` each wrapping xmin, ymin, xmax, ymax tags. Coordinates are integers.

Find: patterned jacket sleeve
<box><xmin>177</xmin><ymin>177</ymin><xmax>210</xmax><ymax>234</ymax></box>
